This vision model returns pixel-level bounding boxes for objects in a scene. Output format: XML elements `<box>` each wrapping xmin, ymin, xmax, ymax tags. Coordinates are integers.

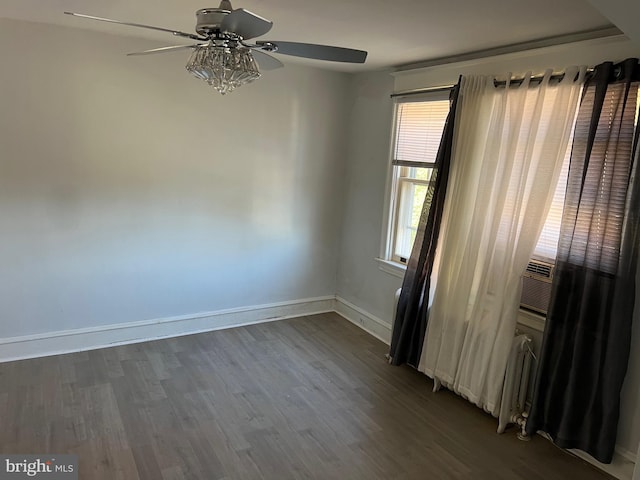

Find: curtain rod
<box><xmin>391</xmin><ymin>85</ymin><xmax>454</xmax><ymax>98</ymax></box>
<box><xmin>391</xmin><ymin>69</ymin><xmax>595</xmax><ymax>98</ymax></box>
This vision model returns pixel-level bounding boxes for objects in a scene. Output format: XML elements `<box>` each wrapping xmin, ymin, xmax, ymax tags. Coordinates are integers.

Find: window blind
<box><xmin>559</xmin><ymin>81</ymin><xmax>640</xmax><ymax>274</ymax></box>
<box><xmin>533</xmin><ymin>127</ymin><xmax>572</xmax><ymax>260</ymax></box>
<box><xmin>524</xmin><ymin>82</ymin><xmax>638</xmax><ymax>263</ymax></box>
<box><xmin>393</xmin><ymin>100</ymin><xmax>450</xmax><ymax>168</ymax></box>
<box><xmin>502</xmin><ymin>85</ymin><xmax>580</xmax><ymax>261</ymax></box>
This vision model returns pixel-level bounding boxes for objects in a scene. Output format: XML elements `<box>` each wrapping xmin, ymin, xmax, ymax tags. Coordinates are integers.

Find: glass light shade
<box><xmin>186</xmin><ymin>46</ymin><xmax>261</xmax><ymax>95</ymax></box>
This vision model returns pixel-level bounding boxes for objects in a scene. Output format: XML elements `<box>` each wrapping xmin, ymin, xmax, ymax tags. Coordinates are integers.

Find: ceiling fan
<box><xmin>64</xmin><ymin>1</ymin><xmax>368</xmax><ymax>95</ymax></box>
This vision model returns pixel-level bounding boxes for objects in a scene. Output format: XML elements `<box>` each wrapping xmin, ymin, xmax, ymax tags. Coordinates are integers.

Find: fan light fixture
<box><xmin>186</xmin><ymin>45</ymin><xmax>260</xmax><ymax>95</ymax></box>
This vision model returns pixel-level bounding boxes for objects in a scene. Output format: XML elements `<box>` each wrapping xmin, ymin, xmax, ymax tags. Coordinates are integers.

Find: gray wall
<box><xmin>0</xmin><ymin>19</ymin><xmax>350</xmax><ymax>337</ymax></box>
<box><xmin>336</xmin><ymin>71</ymin><xmax>401</xmax><ymax>322</ymax></box>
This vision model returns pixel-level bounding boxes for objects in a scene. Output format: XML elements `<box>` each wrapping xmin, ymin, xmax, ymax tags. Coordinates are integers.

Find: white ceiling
<box><xmin>0</xmin><ymin>0</ymin><xmax>617</xmax><ymax>72</ymax></box>
<box><xmin>587</xmin><ymin>0</ymin><xmax>640</xmax><ymax>45</ymax></box>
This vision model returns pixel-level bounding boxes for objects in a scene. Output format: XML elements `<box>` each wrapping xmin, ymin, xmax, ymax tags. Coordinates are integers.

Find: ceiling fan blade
<box><xmin>221</xmin><ymin>8</ymin><xmax>273</xmax><ymax>40</ymax></box>
<box><xmin>251</xmin><ymin>50</ymin><xmax>284</xmax><ymax>71</ymax></box>
<box><xmin>64</xmin><ymin>12</ymin><xmax>207</xmax><ymax>41</ymax></box>
<box><xmin>127</xmin><ymin>44</ymin><xmax>204</xmax><ymax>56</ymax></box>
<box><xmin>257</xmin><ymin>41</ymin><xmax>367</xmax><ymax>63</ymax></box>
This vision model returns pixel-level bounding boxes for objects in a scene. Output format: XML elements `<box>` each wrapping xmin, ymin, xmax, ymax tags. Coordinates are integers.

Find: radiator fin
<box><xmin>497</xmin><ymin>334</ymin><xmax>533</xmax><ymax>434</ymax></box>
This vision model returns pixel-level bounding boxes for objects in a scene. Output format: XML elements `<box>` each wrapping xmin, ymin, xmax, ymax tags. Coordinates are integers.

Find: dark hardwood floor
<box><xmin>0</xmin><ymin>313</ymin><xmax>612</xmax><ymax>479</ymax></box>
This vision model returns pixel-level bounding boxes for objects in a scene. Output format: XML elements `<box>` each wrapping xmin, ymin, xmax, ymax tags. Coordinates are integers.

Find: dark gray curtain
<box><xmin>388</xmin><ymin>83</ymin><xmax>460</xmax><ymax>367</ymax></box>
<box><xmin>526</xmin><ymin>58</ymin><xmax>640</xmax><ymax>464</ymax></box>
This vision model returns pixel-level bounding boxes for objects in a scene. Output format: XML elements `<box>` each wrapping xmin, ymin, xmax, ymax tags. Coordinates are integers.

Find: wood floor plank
<box><xmin>0</xmin><ymin>313</ymin><xmax>613</xmax><ymax>479</ymax></box>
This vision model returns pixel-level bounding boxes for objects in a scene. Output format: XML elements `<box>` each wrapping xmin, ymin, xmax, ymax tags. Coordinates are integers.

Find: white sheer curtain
<box><xmin>418</xmin><ymin>67</ymin><xmax>586</xmax><ymax>415</ymax></box>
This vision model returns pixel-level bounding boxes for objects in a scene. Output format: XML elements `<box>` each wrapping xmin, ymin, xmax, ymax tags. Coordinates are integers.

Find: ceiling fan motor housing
<box><xmin>195</xmin><ymin>8</ymin><xmax>230</xmax><ymax>36</ymax></box>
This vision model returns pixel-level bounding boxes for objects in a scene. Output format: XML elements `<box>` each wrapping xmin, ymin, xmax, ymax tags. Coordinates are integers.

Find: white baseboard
<box><xmin>617</xmin><ymin>446</ymin><xmax>639</xmax><ymax>465</ymax></box>
<box><xmin>0</xmin><ymin>296</ymin><xmax>335</xmax><ymax>363</ymax></box>
<box><xmin>567</xmin><ymin>446</ymin><xmax>635</xmax><ymax>480</ymax></box>
<box><xmin>533</xmin><ymin>421</ymin><xmax>637</xmax><ymax>479</ymax></box>
<box><xmin>334</xmin><ymin>296</ymin><xmax>392</xmax><ymax>345</ymax></box>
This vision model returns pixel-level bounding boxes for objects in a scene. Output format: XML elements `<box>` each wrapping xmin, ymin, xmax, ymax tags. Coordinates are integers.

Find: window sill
<box><xmin>375</xmin><ymin>258</ymin><xmax>406</xmax><ymax>278</ymax></box>
<box><xmin>375</xmin><ymin>258</ymin><xmax>546</xmax><ymax>332</ymax></box>
<box><xmin>517</xmin><ymin>308</ymin><xmax>546</xmax><ymax>332</ymax></box>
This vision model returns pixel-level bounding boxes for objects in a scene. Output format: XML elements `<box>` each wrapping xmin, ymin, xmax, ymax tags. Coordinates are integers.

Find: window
<box><xmin>383</xmin><ymin>87</ymin><xmax>574</xmax><ymax>317</ymax></box>
<box><xmin>532</xmin><ymin>144</ymin><xmax>570</xmax><ymax>261</ymax></box>
<box><xmin>385</xmin><ymin>93</ymin><xmax>451</xmax><ymax>265</ymax></box>
<box><xmin>520</xmin><ymin>139</ymin><xmax>571</xmax><ymax>315</ymax></box>
<box><xmin>384</xmin><ymin>82</ymin><xmax>629</xmax><ymax>318</ymax></box>
<box><xmin>533</xmin><ymin>85</ymin><xmax>640</xmax><ymax>264</ymax></box>
<box><xmin>520</xmin><ymin>86</ymin><xmax>579</xmax><ymax>316</ymax></box>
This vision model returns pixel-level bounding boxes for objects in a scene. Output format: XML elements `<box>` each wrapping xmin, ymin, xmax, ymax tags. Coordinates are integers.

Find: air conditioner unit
<box><xmin>520</xmin><ymin>260</ymin><xmax>554</xmax><ymax>315</ymax></box>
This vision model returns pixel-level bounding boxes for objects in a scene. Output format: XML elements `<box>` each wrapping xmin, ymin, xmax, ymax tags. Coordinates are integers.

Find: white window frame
<box><xmin>379</xmin><ymin>90</ymin><xmax>451</xmax><ymax>277</ymax></box>
<box><xmin>389</xmin><ymin>165</ymin><xmax>436</xmax><ymax>264</ymax></box>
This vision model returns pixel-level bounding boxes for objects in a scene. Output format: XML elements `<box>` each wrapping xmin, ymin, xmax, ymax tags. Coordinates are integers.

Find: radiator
<box><xmin>392</xmin><ymin>288</ymin><xmax>535</xmax><ymax>438</ymax></box>
<box><xmin>497</xmin><ymin>333</ymin><xmax>534</xmax><ymax>435</ymax></box>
